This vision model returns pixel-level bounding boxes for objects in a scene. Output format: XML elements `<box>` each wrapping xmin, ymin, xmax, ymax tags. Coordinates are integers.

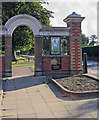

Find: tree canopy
<box><xmin>89</xmin><ymin>35</ymin><xmax>97</xmax><ymax>46</ymax></box>
<box><xmin>81</xmin><ymin>34</ymin><xmax>98</xmax><ymax>46</ymax></box>
<box><xmin>81</xmin><ymin>33</ymin><xmax>89</xmax><ymax>46</ymax></box>
<box><xmin>12</xmin><ymin>26</ymin><xmax>34</xmax><ymax>51</ymax></box>
<box><xmin>2</xmin><ymin>2</ymin><xmax>54</xmax><ymax>26</ymax></box>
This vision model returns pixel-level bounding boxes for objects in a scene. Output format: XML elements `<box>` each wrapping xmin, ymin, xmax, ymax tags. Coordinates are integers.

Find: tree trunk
<box><xmin>12</xmin><ymin>50</ymin><xmax>16</xmax><ymax>61</ymax></box>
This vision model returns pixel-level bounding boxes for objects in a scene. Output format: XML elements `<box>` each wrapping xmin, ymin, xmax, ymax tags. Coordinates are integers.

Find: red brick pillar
<box><xmin>4</xmin><ymin>35</ymin><xmax>12</xmax><ymax>77</ymax></box>
<box><xmin>63</xmin><ymin>12</ymin><xmax>85</xmax><ymax>74</ymax></box>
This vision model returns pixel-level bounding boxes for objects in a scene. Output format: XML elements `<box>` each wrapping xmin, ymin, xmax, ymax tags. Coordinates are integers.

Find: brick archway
<box><xmin>3</xmin><ymin>14</ymin><xmax>43</xmax><ymax>77</ymax></box>
<box><xmin>0</xmin><ymin>12</ymin><xmax>85</xmax><ymax>77</ymax></box>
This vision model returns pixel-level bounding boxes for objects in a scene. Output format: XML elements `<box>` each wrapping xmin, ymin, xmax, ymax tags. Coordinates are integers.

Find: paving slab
<box><xmin>36</xmin><ymin>112</ymin><xmax>55</xmax><ymax>118</ymax></box>
<box><xmin>17</xmin><ymin>113</ymin><xmax>37</xmax><ymax>119</ymax></box>
<box><xmin>1</xmin><ymin>75</ymin><xmax>98</xmax><ymax>119</ymax></box>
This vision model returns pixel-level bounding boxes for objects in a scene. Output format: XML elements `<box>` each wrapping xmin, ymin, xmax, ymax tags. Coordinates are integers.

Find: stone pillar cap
<box><xmin>63</xmin><ymin>12</ymin><xmax>85</xmax><ymax>23</ymax></box>
<box><xmin>67</xmin><ymin>12</ymin><xmax>81</xmax><ymax>17</ymax></box>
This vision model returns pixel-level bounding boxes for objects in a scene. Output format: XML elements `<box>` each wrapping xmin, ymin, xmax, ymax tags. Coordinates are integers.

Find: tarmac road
<box><xmin>87</xmin><ymin>60</ymin><xmax>99</xmax><ymax>78</ymax></box>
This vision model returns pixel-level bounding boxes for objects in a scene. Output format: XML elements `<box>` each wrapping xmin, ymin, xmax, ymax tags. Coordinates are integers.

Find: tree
<box><xmin>81</xmin><ymin>33</ymin><xmax>89</xmax><ymax>46</ymax></box>
<box><xmin>89</xmin><ymin>35</ymin><xmax>97</xmax><ymax>46</ymax></box>
<box><xmin>2</xmin><ymin>2</ymin><xmax>54</xmax><ymax>60</ymax></box>
<box><xmin>2</xmin><ymin>2</ymin><xmax>54</xmax><ymax>26</ymax></box>
<box><xmin>12</xmin><ymin>26</ymin><xmax>34</xmax><ymax>60</ymax></box>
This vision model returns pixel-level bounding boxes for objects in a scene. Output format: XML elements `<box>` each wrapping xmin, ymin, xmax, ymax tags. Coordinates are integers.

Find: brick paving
<box><xmin>0</xmin><ymin>74</ymin><xmax>98</xmax><ymax>119</ymax></box>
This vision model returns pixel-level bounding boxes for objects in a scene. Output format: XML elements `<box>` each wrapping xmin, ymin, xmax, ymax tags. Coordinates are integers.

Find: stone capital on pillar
<box><xmin>63</xmin><ymin>12</ymin><xmax>85</xmax><ymax>23</ymax></box>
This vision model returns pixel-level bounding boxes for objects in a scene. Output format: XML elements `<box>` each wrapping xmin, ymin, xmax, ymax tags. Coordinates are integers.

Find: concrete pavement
<box><xmin>0</xmin><ymin>75</ymin><xmax>98</xmax><ymax>119</ymax></box>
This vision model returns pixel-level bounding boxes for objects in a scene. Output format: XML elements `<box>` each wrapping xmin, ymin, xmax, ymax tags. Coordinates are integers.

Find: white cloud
<box><xmin>43</xmin><ymin>1</ymin><xmax>97</xmax><ymax>37</ymax></box>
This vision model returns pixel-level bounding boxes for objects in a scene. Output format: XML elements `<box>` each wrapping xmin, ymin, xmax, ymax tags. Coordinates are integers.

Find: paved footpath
<box><xmin>0</xmin><ymin>75</ymin><xmax>98</xmax><ymax>119</ymax></box>
<box><xmin>12</xmin><ymin>66</ymin><xmax>34</xmax><ymax>77</ymax></box>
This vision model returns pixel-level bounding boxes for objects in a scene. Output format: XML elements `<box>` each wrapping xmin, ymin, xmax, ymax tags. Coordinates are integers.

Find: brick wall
<box><xmin>0</xmin><ymin>56</ymin><xmax>5</xmax><ymax>77</ymax></box>
<box><xmin>61</xmin><ymin>57</ymin><xmax>70</xmax><ymax>70</ymax></box>
<box><xmin>42</xmin><ymin>56</ymin><xmax>70</xmax><ymax>75</ymax></box>
<box><xmin>42</xmin><ymin>57</ymin><xmax>51</xmax><ymax>71</ymax></box>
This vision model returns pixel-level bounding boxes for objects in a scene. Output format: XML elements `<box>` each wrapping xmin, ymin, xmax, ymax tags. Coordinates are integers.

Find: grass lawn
<box><xmin>12</xmin><ymin>56</ymin><xmax>35</xmax><ymax>70</ymax></box>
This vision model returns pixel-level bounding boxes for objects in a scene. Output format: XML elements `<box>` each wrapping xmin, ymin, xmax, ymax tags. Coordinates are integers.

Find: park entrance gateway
<box><xmin>0</xmin><ymin>12</ymin><xmax>85</xmax><ymax>77</ymax></box>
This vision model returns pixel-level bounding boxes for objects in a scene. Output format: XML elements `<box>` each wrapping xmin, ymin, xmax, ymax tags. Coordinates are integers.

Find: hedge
<box><xmin>82</xmin><ymin>45</ymin><xmax>99</xmax><ymax>58</ymax></box>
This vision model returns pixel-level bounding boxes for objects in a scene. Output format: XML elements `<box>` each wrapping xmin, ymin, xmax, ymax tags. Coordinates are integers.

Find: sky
<box><xmin>1</xmin><ymin>0</ymin><xmax>98</xmax><ymax>38</ymax></box>
<box><xmin>43</xmin><ymin>0</ymin><xmax>98</xmax><ymax>37</ymax></box>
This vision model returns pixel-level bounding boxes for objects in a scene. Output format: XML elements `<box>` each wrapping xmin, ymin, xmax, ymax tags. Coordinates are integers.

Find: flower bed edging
<box><xmin>52</xmin><ymin>78</ymin><xmax>99</xmax><ymax>98</ymax></box>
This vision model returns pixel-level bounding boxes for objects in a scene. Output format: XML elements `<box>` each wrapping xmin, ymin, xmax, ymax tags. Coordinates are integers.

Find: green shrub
<box><xmin>82</xmin><ymin>45</ymin><xmax>99</xmax><ymax>58</ymax></box>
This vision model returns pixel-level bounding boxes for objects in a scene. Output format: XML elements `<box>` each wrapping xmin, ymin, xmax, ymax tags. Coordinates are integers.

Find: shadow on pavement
<box><xmin>2</xmin><ymin>75</ymin><xmax>98</xmax><ymax>118</ymax></box>
<box><xmin>67</xmin><ymin>100</ymin><xmax>98</xmax><ymax>118</ymax></box>
<box><xmin>3</xmin><ymin>75</ymin><xmax>98</xmax><ymax>102</ymax></box>
<box><xmin>3</xmin><ymin>75</ymin><xmax>44</xmax><ymax>92</ymax></box>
